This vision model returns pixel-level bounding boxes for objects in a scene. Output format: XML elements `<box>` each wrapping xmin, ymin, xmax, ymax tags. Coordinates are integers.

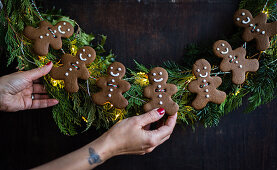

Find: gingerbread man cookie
<box><xmin>24</xmin><ymin>21</ymin><xmax>74</xmax><ymax>56</ymax></box>
<box><xmin>188</xmin><ymin>59</ymin><xmax>226</xmax><ymax>110</ymax></box>
<box><xmin>213</xmin><ymin>40</ymin><xmax>259</xmax><ymax>85</ymax></box>
<box><xmin>143</xmin><ymin>67</ymin><xmax>179</xmax><ymax>115</ymax></box>
<box><xmin>92</xmin><ymin>62</ymin><xmax>131</xmax><ymax>109</ymax></box>
<box><xmin>234</xmin><ymin>9</ymin><xmax>277</xmax><ymax>51</ymax></box>
<box><xmin>50</xmin><ymin>46</ymin><xmax>96</xmax><ymax>93</ymax></box>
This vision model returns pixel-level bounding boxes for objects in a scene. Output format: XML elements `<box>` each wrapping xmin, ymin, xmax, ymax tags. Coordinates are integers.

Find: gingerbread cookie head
<box><xmin>53</xmin><ymin>21</ymin><xmax>74</xmax><ymax>38</ymax></box>
<box><xmin>76</xmin><ymin>47</ymin><xmax>96</xmax><ymax>66</ymax></box>
<box><xmin>148</xmin><ymin>67</ymin><xmax>168</xmax><ymax>84</ymax></box>
<box><xmin>107</xmin><ymin>62</ymin><xmax>126</xmax><ymax>79</ymax></box>
<box><xmin>233</xmin><ymin>9</ymin><xmax>254</xmax><ymax>28</ymax></box>
<box><xmin>192</xmin><ymin>59</ymin><xmax>211</xmax><ymax>78</ymax></box>
<box><xmin>213</xmin><ymin>40</ymin><xmax>233</xmax><ymax>58</ymax></box>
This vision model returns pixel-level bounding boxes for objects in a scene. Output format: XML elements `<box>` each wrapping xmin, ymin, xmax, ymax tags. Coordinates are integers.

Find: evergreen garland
<box><xmin>0</xmin><ymin>0</ymin><xmax>276</xmax><ymax>136</ymax></box>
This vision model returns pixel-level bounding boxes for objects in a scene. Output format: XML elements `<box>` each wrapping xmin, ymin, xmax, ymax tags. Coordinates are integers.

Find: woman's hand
<box><xmin>0</xmin><ymin>61</ymin><xmax>58</xmax><ymax>112</ymax></box>
<box><xmin>98</xmin><ymin>108</ymin><xmax>177</xmax><ymax>159</ymax></box>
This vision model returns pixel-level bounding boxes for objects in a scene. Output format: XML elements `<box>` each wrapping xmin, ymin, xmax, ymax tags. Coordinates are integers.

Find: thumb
<box><xmin>138</xmin><ymin>108</ymin><xmax>165</xmax><ymax>126</ymax></box>
<box><xmin>24</xmin><ymin>61</ymin><xmax>53</xmax><ymax>81</ymax></box>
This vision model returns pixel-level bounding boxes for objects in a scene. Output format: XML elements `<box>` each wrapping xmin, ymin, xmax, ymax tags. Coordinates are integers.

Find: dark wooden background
<box><xmin>1</xmin><ymin>0</ymin><xmax>277</xmax><ymax>169</ymax></box>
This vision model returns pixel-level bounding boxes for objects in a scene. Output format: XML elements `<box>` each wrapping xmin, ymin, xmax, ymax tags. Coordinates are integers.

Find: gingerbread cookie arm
<box><xmin>166</xmin><ymin>84</ymin><xmax>178</xmax><ymax>95</ymax></box>
<box><xmin>188</xmin><ymin>80</ymin><xmax>200</xmax><ymax>93</ymax></box>
<box><xmin>96</xmin><ymin>77</ymin><xmax>108</xmax><ymax>88</ymax></box>
<box><xmin>254</xmin><ymin>13</ymin><xmax>267</xmax><ymax>24</ymax></box>
<box><xmin>211</xmin><ymin>90</ymin><xmax>226</xmax><ymax>104</ymax></box>
<box><xmin>268</xmin><ymin>22</ymin><xmax>277</xmax><ymax>37</ymax></box>
<box><xmin>235</xmin><ymin>47</ymin><xmax>246</xmax><ymax>57</ymax></box>
<box><xmin>78</xmin><ymin>68</ymin><xmax>90</xmax><ymax>80</ymax></box>
<box><xmin>242</xmin><ymin>29</ymin><xmax>254</xmax><ymax>42</ymax></box>
<box><xmin>119</xmin><ymin>80</ymin><xmax>131</xmax><ymax>93</ymax></box>
<box><xmin>211</xmin><ymin>77</ymin><xmax>222</xmax><ymax>88</ymax></box>
<box><xmin>219</xmin><ymin>61</ymin><xmax>232</xmax><ymax>72</ymax></box>
<box><xmin>50</xmin><ymin>67</ymin><xmax>66</xmax><ymax>80</ymax></box>
<box><xmin>246</xmin><ymin>59</ymin><xmax>259</xmax><ymax>72</ymax></box>
<box><xmin>143</xmin><ymin>86</ymin><xmax>154</xmax><ymax>98</ymax></box>
<box><xmin>23</xmin><ymin>26</ymin><xmax>37</xmax><ymax>40</ymax></box>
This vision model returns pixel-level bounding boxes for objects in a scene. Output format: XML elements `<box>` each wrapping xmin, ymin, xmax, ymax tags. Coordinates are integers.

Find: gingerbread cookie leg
<box><xmin>64</xmin><ymin>78</ymin><xmax>79</xmax><ymax>93</ymax></box>
<box><xmin>163</xmin><ymin>101</ymin><xmax>179</xmax><ymax>115</ymax></box>
<box><xmin>256</xmin><ymin>36</ymin><xmax>270</xmax><ymax>51</ymax></box>
<box><xmin>110</xmin><ymin>94</ymin><xmax>128</xmax><ymax>109</ymax></box>
<box><xmin>92</xmin><ymin>93</ymin><xmax>108</xmax><ymax>106</ymax></box>
<box><xmin>192</xmin><ymin>95</ymin><xmax>208</xmax><ymax>110</ymax></box>
<box><xmin>232</xmin><ymin>70</ymin><xmax>246</xmax><ymax>85</ymax></box>
<box><xmin>33</xmin><ymin>40</ymin><xmax>50</xmax><ymax>56</ymax></box>
<box><xmin>143</xmin><ymin>101</ymin><xmax>156</xmax><ymax>113</ymax></box>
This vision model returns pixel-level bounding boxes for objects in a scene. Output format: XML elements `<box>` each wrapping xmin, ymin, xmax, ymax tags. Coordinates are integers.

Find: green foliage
<box><xmin>1</xmin><ymin>0</ymin><xmax>277</xmax><ymax>135</ymax></box>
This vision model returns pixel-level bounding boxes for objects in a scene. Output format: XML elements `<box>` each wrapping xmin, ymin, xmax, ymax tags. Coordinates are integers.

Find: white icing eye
<box><xmin>221</xmin><ymin>44</ymin><xmax>225</xmax><ymax>47</ymax></box>
<box><xmin>88</xmin><ymin>54</ymin><xmax>91</xmax><ymax>57</ymax></box>
<box><xmin>67</xmin><ymin>29</ymin><xmax>70</xmax><ymax>32</ymax></box>
<box><xmin>118</xmin><ymin>68</ymin><xmax>122</xmax><ymax>71</ymax></box>
<box><xmin>76</xmin><ymin>61</ymin><xmax>79</xmax><ymax>64</ymax></box>
<box><xmin>110</xmin><ymin>67</ymin><xmax>113</xmax><ymax>69</ymax></box>
<box><xmin>83</xmin><ymin>49</ymin><xmax>86</xmax><ymax>52</ymax></box>
<box><xmin>236</xmin><ymin>18</ymin><xmax>240</xmax><ymax>21</ymax></box>
<box><xmin>216</xmin><ymin>48</ymin><xmax>220</xmax><ymax>51</ymax></box>
<box><xmin>39</xmin><ymin>35</ymin><xmax>43</xmax><ymax>39</ymax></box>
<box><xmin>203</xmin><ymin>66</ymin><xmax>207</xmax><ymax>70</ymax></box>
<box><xmin>196</xmin><ymin>69</ymin><xmax>200</xmax><ymax>72</ymax></box>
<box><xmin>63</xmin><ymin>22</ymin><xmax>66</xmax><ymax>25</ymax></box>
<box><xmin>242</xmin><ymin>12</ymin><xmax>245</xmax><ymax>16</ymax></box>
<box><xmin>159</xmin><ymin>72</ymin><xmax>162</xmax><ymax>75</ymax></box>
<box><xmin>153</xmin><ymin>73</ymin><xmax>156</xmax><ymax>76</ymax></box>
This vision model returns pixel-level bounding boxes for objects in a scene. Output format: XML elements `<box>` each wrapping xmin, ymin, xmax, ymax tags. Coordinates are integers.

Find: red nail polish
<box><xmin>46</xmin><ymin>61</ymin><xmax>52</xmax><ymax>65</ymax></box>
<box><xmin>157</xmin><ymin>108</ymin><xmax>165</xmax><ymax>115</ymax></box>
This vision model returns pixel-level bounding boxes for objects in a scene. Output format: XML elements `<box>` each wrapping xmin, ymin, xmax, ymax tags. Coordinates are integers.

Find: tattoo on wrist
<box><xmin>88</xmin><ymin>147</ymin><xmax>102</xmax><ymax>165</ymax></box>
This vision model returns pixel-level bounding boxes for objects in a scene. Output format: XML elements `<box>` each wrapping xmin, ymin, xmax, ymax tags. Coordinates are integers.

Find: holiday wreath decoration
<box><xmin>0</xmin><ymin>0</ymin><xmax>276</xmax><ymax>136</ymax></box>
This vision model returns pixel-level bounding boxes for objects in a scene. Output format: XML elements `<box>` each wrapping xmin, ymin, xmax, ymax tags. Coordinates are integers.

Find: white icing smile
<box><xmin>199</xmin><ymin>72</ymin><xmax>208</xmax><ymax>78</ymax></box>
<box><xmin>220</xmin><ymin>48</ymin><xmax>229</xmax><ymax>54</ymax></box>
<box><xmin>242</xmin><ymin>17</ymin><xmax>251</xmax><ymax>24</ymax></box>
<box><xmin>153</xmin><ymin>78</ymin><xmax>163</xmax><ymax>82</ymax></box>
<box><xmin>79</xmin><ymin>53</ymin><xmax>87</xmax><ymax>61</ymax></box>
<box><xmin>58</xmin><ymin>25</ymin><xmax>66</xmax><ymax>34</ymax></box>
<box><xmin>110</xmin><ymin>72</ymin><xmax>120</xmax><ymax>77</ymax></box>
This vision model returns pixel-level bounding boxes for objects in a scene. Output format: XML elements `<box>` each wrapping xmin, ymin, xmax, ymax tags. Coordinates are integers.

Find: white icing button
<box><xmin>88</xmin><ymin>54</ymin><xmax>91</xmax><ymax>57</ymax></box>
<box><xmin>65</xmin><ymin>72</ymin><xmax>69</xmax><ymax>76</ymax></box>
<box><xmin>205</xmin><ymin>89</ymin><xmax>209</xmax><ymax>92</ymax></box>
<box><xmin>76</xmin><ymin>61</ymin><xmax>79</xmax><ymax>64</ymax></box>
<box><xmin>83</xmin><ymin>49</ymin><xmax>85</xmax><ymax>52</ymax></box>
<box><xmin>229</xmin><ymin>55</ymin><xmax>232</xmax><ymax>58</ymax></box>
<box><xmin>242</xmin><ymin>12</ymin><xmax>245</xmax><ymax>16</ymax></box>
<box><xmin>110</xmin><ymin>67</ymin><xmax>113</xmax><ymax>69</ymax></box>
<box><xmin>235</xmin><ymin>61</ymin><xmax>239</xmax><ymax>64</ymax></box>
<box><xmin>111</xmin><ymin>79</ymin><xmax>115</xmax><ymax>82</ymax></box>
<box><xmin>69</xmin><ymin>68</ymin><xmax>72</xmax><ymax>71</ymax></box>
<box><xmin>236</xmin><ymin>18</ymin><xmax>240</xmax><ymax>21</ymax></box>
<box><xmin>250</xmin><ymin>24</ymin><xmax>253</xmax><ymax>27</ymax></box>
<box><xmin>256</xmin><ymin>29</ymin><xmax>260</xmax><ymax>32</ymax></box>
<box><xmin>206</xmin><ymin>95</ymin><xmax>210</xmax><ymax>98</ymax></box>
<box><xmin>262</xmin><ymin>31</ymin><xmax>265</xmax><ymax>34</ymax></box>
<box><xmin>54</xmin><ymin>30</ymin><xmax>57</xmax><ymax>33</ymax></box>
<box><xmin>39</xmin><ymin>35</ymin><xmax>43</xmax><ymax>39</ymax></box>
<box><xmin>159</xmin><ymin>72</ymin><xmax>162</xmax><ymax>75</ymax></box>
<box><xmin>203</xmin><ymin>79</ymin><xmax>207</xmax><ymax>83</ymax></box>
<box><xmin>158</xmin><ymin>85</ymin><xmax>162</xmax><ymax>88</ymax></box>
<box><xmin>153</xmin><ymin>73</ymin><xmax>156</xmax><ymax>76</ymax></box>
<box><xmin>108</xmin><ymin>94</ymin><xmax>112</xmax><ymax>97</ymax></box>
<box><xmin>221</xmin><ymin>44</ymin><xmax>225</xmax><ymax>46</ymax></box>
<box><xmin>159</xmin><ymin>101</ymin><xmax>163</xmax><ymax>105</ymax></box>
<box><xmin>239</xmin><ymin>65</ymin><xmax>243</xmax><ymax>68</ymax></box>
<box><xmin>216</xmin><ymin>48</ymin><xmax>220</xmax><ymax>51</ymax></box>
<box><xmin>196</xmin><ymin>69</ymin><xmax>200</xmax><ymax>72</ymax></box>
<box><xmin>158</xmin><ymin>94</ymin><xmax>162</xmax><ymax>98</ymax></box>
<box><xmin>63</xmin><ymin>22</ymin><xmax>66</xmax><ymax>25</ymax></box>
<box><xmin>118</xmin><ymin>68</ymin><xmax>122</xmax><ymax>71</ymax></box>
<box><xmin>204</xmin><ymin>66</ymin><xmax>207</xmax><ymax>70</ymax></box>
<box><xmin>67</xmin><ymin>29</ymin><xmax>70</xmax><ymax>32</ymax></box>
<box><xmin>46</xmin><ymin>33</ymin><xmax>49</xmax><ymax>36</ymax></box>
<box><xmin>110</xmin><ymin>88</ymin><xmax>113</xmax><ymax>92</ymax></box>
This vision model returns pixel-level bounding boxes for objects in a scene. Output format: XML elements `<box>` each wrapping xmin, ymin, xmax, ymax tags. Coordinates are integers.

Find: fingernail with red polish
<box><xmin>157</xmin><ymin>108</ymin><xmax>165</xmax><ymax>115</ymax></box>
<box><xmin>46</xmin><ymin>61</ymin><xmax>52</xmax><ymax>65</ymax></box>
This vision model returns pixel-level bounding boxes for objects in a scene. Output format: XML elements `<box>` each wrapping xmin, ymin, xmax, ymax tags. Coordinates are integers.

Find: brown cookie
<box><xmin>24</xmin><ymin>21</ymin><xmax>74</xmax><ymax>56</ymax></box>
<box><xmin>143</xmin><ymin>67</ymin><xmax>179</xmax><ymax>115</ymax></box>
<box><xmin>188</xmin><ymin>59</ymin><xmax>226</xmax><ymax>110</ymax></box>
<box><xmin>213</xmin><ymin>40</ymin><xmax>259</xmax><ymax>84</ymax></box>
<box><xmin>92</xmin><ymin>62</ymin><xmax>131</xmax><ymax>109</ymax></box>
<box><xmin>234</xmin><ymin>9</ymin><xmax>277</xmax><ymax>51</ymax></box>
<box><xmin>50</xmin><ymin>46</ymin><xmax>96</xmax><ymax>93</ymax></box>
